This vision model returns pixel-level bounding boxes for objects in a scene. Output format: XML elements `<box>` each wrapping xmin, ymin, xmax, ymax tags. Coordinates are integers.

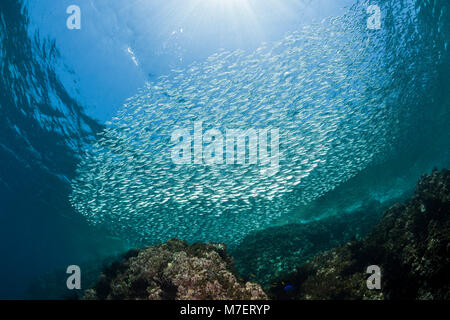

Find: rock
<box><xmin>231</xmin><ymin>200</ymin><xmax>385</xmax><ymax>288</ymax></box>
<box><xmin>270</xmin><ymin>169</ymin><xmax>450</xmax><ymax>300</ymax></box>
<box><xmin>84</xmin><ymin>239</ymin><xmax>267</xmax><ymax>300</ymax></box>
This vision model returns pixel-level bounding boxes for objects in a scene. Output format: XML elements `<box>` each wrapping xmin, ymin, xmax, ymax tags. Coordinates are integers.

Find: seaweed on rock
<box><xmin>84</xmin><ymin>239</ymin><xmax>267</xmax><ymax>300</ymax></box>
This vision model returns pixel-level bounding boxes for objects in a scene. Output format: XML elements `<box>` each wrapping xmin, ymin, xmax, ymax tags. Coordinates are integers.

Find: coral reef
<box><xmin>270</xmin><ymin>169</ymin><xmax>450</xmax><ymax>300</ymax></box>
<box><xmin>84</xmin><ymin>239</ymin><xmax>267</xmax><ymax>300</ymax></box>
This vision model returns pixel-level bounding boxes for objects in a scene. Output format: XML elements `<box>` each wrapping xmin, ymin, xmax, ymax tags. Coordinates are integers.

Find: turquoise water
<box><xmin>1</xmin><ymin>0</ymin><xmax>449</xmax><ymax>298</ymax></box>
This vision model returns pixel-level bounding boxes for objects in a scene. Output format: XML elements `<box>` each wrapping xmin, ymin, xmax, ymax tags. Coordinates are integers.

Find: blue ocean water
<box><xmin>0</xmin><ymin>0</ymin><xmax>449</xmax><ymax>298</ymax></box>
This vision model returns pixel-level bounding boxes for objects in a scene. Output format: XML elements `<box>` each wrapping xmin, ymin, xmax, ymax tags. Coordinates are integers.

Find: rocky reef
<box><xmin>231</xmin><ymin>200</ymin><xmax>386</xmax><ymax>288</ymax></box>
<box><xmin>84</xmin><ymin>239</ymin><xmax>267</xmax><ymax>300</ymax></box>
<box><xmin>270</xmin><ymin>169</ymin><xmax>450</xmax><ymax>300</ymax></box>
<box><xmin>40</xmin><ymin>169</ymin><xmax>449</xmax><ymax>300</ymax></box>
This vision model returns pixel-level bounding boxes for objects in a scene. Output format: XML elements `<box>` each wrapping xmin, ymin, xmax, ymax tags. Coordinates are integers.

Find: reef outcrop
<box><xmin>84</xmin><ymin>239</ymin><xmax>267</xmax><ymax>300</ymax></box>
<box><xmin>270</xmin><ymin>169</ymin><xmax>450</xmax><ymax>300</ymax></box>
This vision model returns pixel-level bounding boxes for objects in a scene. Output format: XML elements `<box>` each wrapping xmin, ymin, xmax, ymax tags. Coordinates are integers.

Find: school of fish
<box><xmin>70</xmin><ymin>0</ymin><xmax>446</xmax><ymax>246</ymax></box>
